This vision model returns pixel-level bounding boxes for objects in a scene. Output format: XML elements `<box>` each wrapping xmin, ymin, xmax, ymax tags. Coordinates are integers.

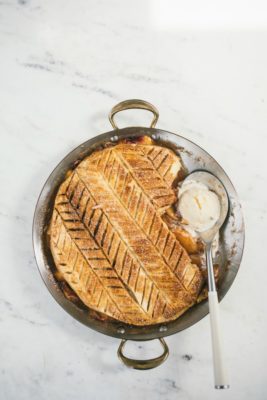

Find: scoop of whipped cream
<box><xmin>177</xmin><ymin>179</ymin><xmax>221</xmax><ymax>254</ymax></box>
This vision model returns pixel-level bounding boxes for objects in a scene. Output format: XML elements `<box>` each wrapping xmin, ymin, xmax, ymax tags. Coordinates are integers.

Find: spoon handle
<box><xmin>205</xmin><ymin>246</ymin><xmax>230</xmax><ymax>389</ymax></box>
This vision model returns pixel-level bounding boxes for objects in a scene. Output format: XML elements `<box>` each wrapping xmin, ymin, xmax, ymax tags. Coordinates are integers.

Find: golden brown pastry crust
<box><xmin>49</xmin><ymin>142</ymin><xmax>204</xmax><ymax>325</ymax></box>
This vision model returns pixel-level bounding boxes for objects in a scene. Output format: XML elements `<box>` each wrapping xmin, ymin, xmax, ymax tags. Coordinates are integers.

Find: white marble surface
<box><xmin>1</xmin><ymin>1</ymin><xmax>267</xmax><ymax>399</ymax></box>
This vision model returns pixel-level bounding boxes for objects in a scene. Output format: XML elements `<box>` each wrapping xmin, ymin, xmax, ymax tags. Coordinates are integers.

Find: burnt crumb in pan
<box><xmin>119</xmin><ymin>135</ymin><xmax>154</xmax><ymax>145</ymax></box>
<box><xmin>59</xmin><ymin>280</ymin><xmax>81</xmax><ymax>304</ymax></box>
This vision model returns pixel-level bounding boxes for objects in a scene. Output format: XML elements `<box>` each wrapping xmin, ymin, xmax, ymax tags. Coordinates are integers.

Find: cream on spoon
<box><xmin>178</xmin><ymin>180</ymin><xmax>220</xmax><ymax>256</ymax></box>
<box><xmin>178</xmin><ymin>180</ymin><xmax>221</xmax><ymax>232</ymax></box>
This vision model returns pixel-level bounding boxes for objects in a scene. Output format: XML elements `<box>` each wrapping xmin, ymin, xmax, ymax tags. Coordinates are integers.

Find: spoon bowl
<box><xmin>183</xmin><ymin>171</ymin><xmax>229</xmax><ymax>243</ymax></box>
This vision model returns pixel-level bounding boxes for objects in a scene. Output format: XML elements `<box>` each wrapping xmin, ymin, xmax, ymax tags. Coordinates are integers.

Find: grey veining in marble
<box><xmin>0</xmin><ymin>1</ymin><xmax>267</xmax><ymax>399</ymax></box>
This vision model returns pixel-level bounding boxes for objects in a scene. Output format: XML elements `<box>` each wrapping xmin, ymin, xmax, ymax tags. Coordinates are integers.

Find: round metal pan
<box><xmin>33</xmin><ymin>100</ymin><xmax>244</xmax><ymax>369</ymax></box>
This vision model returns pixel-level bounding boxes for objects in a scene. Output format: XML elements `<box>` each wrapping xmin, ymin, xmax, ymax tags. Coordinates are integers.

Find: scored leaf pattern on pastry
<box><xmin>50</xmin><ymin>144</ymin><xmax>204</xmax><ymax>325</ymax></box>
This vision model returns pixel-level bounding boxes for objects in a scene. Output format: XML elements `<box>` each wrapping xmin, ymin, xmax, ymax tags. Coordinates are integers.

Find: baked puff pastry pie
<box><xmin>49</xmin><ymin>138</ymin><xmax>205</xmax><ymax>325</ymax></box>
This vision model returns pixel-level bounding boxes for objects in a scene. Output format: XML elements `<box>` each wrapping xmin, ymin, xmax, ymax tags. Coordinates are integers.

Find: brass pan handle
<box><xmin>109</xmin><ymin>99</ymin><xmax>159</xmax><ymax>129</ymax></box>
<box><xmin>117</xmin><ymin>338</ymin><xmax>169</xmax><ymax>370</ymax></box>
